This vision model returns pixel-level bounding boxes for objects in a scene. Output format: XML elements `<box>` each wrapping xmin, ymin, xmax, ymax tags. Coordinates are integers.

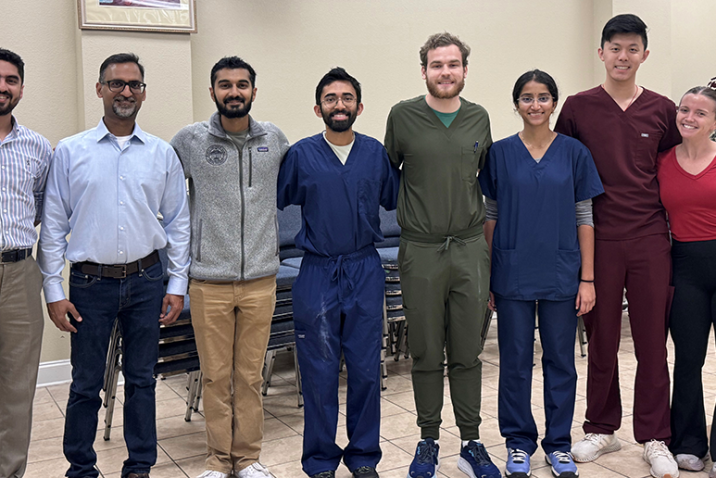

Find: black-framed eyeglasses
<box><xmin>321</xmin><ymin>94</ymin><xmax>356</xmax><ymax>107</ymax></box>
<box><xmin>102</xmin><ymin>79</ymin><xmax>146</xmax><ymax>93</ymax></box>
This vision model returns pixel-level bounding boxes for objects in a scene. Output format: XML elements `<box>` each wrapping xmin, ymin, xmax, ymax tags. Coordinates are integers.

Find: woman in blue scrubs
<box><xmin>479</xmin><ymin>70</ymin><xmax>603</xmax><ymax>478</ymax></box>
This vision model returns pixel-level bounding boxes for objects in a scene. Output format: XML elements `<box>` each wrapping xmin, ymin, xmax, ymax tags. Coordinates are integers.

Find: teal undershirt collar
<box><xmin>431</xmin><ymin>107</ymin><xmax>460</xmax><ymax>128</ymax></box>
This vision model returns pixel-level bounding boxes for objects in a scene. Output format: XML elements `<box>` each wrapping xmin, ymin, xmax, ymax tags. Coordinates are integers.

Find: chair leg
<box><xmin>184</xmin><ymin>370</ymin><xmax>201</xmax><ymax>422</ymax></box>
<box><xmin>294</xmin><ymin>347</ymin><xmax>303</xmax><ymax>408</ymax></box>
<box><xmin>480</xmin><ymin>308</ymin><xmax>493</xmax><ymax>350</ymax></box>
<box><xmin>577</xmin><ymin>316</ymin><xmax>587</xmax><ymax>357</ymax></box>
<box><xmin>103</xmin><ymin>320</ymin><xmax>120</xmax><ymax>406</ymax></box>
<box><xmin>262</xmin><ymin>350</ymin><xmax>277</xmax><ymax>396</ymax></box>
<box><xmin>193</xmin><ymin>371</ymin><xmax>203</xmax><ymax>412</ymax></box>
<box><xmin>103</xmin><ymin>352</ymin><xmax>121</xmax><ymax>441</ymax></box>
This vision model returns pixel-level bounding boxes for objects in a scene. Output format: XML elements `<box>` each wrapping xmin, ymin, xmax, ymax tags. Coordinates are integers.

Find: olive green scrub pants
<box><xmin>398</xmin><ymin>233</ymin><xmax>490</xmax><ymax>440</ymax></box>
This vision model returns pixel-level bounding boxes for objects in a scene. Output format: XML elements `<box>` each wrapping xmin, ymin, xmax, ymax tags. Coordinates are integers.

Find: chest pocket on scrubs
<box><xmin>633</xmin><ymin>131</ymin><xmax>662</xmax><ymax>173</ymax></box>
<box><xmin>461</xmin><ymin>147</ymin><xmax>481</xmax><ymax>181</ymax></box>
<box><xmin>358</xmin><ymin>179</ymin><xmax>380</xmax><ymax>218</ymax></box>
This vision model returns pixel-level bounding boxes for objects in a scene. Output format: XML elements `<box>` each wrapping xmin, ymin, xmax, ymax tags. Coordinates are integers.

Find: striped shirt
<box><xmin>0</xmin><ymin>117</ymin><xmax>52</xmax><ymax>251</ymax></box>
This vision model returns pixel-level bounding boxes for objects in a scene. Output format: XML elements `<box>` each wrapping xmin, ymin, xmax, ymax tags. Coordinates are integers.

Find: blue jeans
<box><xmin>63</xmin><ymin>261</ymin><xmax>164</xmax><ymax>478</ymax></box>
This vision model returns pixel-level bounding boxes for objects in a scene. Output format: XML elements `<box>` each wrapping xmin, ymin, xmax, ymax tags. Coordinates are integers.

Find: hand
<box><xmin>160</xmin><ymin>293</ymin><xmax>184</xmax><ymax>326</ymax></box>
<box><xmin>488</xmin><ymin>291</ymin><xmax>497</xmax><ymax>312</ymax></box>
<box><xmin>47</xmin><ymin>299</ymin><xmax>82</xmax><ymax>333</ymax></box>
<box><xmin>576</xmin><ymin>281</ymin><xmax>596</xmax><ymax>317</ymax></box>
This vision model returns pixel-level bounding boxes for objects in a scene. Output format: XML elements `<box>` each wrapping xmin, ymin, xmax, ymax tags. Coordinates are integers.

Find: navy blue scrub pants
<box><xmin>292</xmin><ymin>246</ymin><xmax>384</xmax><ymax>476</ymax></box>
<box><xmin>495</xmin><ymin>297</ymin><xmax>578</xmax><ymax>455</ymax></box>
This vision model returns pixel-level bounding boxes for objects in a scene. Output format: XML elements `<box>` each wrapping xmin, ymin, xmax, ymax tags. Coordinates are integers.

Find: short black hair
<box><xmin>512</xmin><ymin>69</ymin><xmax>559</xmax><ymax>105</ymax></box>
<box><xmin>98</xmin><ymin>53</ymin><xmax>144</xmax><ymax>83</ymax></box>
<box><xmin>0</xmin><ymin>48</ymin><xmax>25</xmax><ymax>84</ymax></box>
<box><xmin>601</xmin><ymin>13</ymin><xmax>648</xmax><ymax>50</ymax></box>
<box><xmin>210</xmin><ymin>56</ymin><xmax>256</xmax><ymax>89</ymax></box>
<box><xmin>315</xmin><ymin>67</ymin><xmax>362</xmax><ymax>106</ymax></box>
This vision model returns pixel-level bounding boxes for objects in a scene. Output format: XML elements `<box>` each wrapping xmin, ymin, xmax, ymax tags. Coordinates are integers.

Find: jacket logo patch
<box><xmin>641</xmin><ymin>133</ymin><xmax>650</xmax><ymax>138</ymax></box>
<box><xmin>205</xmin><ymin>145</ymin><xmax>228</xmax><ymax>165</ymax></box>
<box><xmin>257</xmin><ymin>146</ymin><xmax>269</xmax><ymax>152</ymax></box>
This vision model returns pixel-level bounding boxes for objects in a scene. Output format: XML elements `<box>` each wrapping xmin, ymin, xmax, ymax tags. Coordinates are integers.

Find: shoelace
<box><xmin>582</xmin><ymin>433</ymin><xmax>604</xmax><ymax>444</ymax></box>
<box><xmin>509</xmin><ymin>449</ymin><xmax>529</xmax><ymax>464</ymax></box>
<box><xmin>416</xmin><ymin>440</ymin><xmax>439</xmax><ymax>465</ymax></box>
<box><xmin>354</xmin><ymin>466</ymin><xmax>374</xmax><ymax>474</ymax></box>
<box><xmin>646</xmin><ymin>440</ymin><xmax>671</xmax><ymax>458</ymax></box>
<box><xmin>243</xmin><ymin>464</ymin><xmax>270</xmax><ymax>477</ymax></box>
<box><xmin>465</xmin><ymin>441</ymin><xmax>492</xmax><ymax>465</ymax></box>
<box><xmin>551</xmin><ymin>451</ymin><xmax>573</xmax><ymax>464</ymax></box>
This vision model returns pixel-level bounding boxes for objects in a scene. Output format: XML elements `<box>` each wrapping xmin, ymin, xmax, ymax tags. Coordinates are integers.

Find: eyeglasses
<box><xmin>708</xmin><ymin>77</ymin><xmax>716</xmax><ymax>90</ymax></box>
<box><xmin>518</xmin><ymin>95</ymin><xmax>553</xmax><ymax>105</ymax></box>
<box><xmin>102</xmin><ymin>79</ymin><xmax>146</xmax><ymax>93</ymax></box>
<box><xmin>321</xmin><ymin>94</ymin><xmax>356</xmax><ymax>107</ymax></box>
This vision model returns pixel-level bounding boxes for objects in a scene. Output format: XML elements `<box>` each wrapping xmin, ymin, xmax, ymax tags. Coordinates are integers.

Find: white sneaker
<box><xmin>709</xmin><ymin>462</ymin><xmax>716</xmax><ymax>478</ymax></box>
<box><xmin>643</xmin><ymin>440</ymin><xmax>679</xmax><ymax>478</ymax></box>
<box><xmin>197</xmin><ymin>471</ymin><xmax>229</xmax><ymax>478</ymax></box>
<box><xmin>675</xmin><ymin>453</ymin><xmax>704</xmax><ymax>471</ymax></box>
<box><xmin>236</xmin><ymin>463</ymin><xmax>272</xmax><ymax>478</ymax></box>
<box><xmin>571</xmin><ymin>433</ymin><xmax>621</xmax><ymax>462</ymax></box>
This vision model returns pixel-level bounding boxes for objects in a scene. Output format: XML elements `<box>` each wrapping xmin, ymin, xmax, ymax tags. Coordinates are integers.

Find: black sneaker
<box><xmin>311</xmin><ymin>472</ymin><xmax>335</xmax><ymax>478</ymax></box>
<box><xmin>352</xmin><ymin>466</ymin><xmax>379</xmax><ymax>478</ymax></box>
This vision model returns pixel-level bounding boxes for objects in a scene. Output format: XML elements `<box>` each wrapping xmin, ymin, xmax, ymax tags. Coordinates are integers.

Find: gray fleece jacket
<box><xmin>171</xmin><ymin>113</ymin><xmax>289</xmax><ymax>281</ymax></box>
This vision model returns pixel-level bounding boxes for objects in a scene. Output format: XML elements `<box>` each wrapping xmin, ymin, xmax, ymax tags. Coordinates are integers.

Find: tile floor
<box><xmin>26</xmin><ymin>312</ymin><xmax>716</xmax><ymax>478</ymax></box>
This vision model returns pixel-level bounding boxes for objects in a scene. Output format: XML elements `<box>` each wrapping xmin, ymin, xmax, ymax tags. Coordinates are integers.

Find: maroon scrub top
<box><xmin>555</xmin><ymin>86</ymin><xmax>681</xmax><ymax>240</ymax></box>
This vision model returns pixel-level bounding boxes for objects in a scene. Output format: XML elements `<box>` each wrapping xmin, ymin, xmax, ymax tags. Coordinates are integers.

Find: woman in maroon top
<box><xmin>657</xmin><ymin>84</ymin><xmax>716</xmax><ymax>475</ymax></box>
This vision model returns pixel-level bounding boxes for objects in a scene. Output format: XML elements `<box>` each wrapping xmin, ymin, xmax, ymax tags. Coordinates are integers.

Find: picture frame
<box><xmin>77</xmin><ymin>0</ymin><xmax>197</xmax><ymax>33</ymax></box>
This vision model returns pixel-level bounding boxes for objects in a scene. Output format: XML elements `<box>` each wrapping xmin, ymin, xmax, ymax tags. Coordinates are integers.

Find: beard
<box><xmin>426</xmin><ymin>76</ymin><xmax>465</xmax><ymax>99</ymax></box>
<box><xmin>215</xmin><ymin>95</ymin><xmax>252</xmax><ymax>119</ymax></box>
<box><xmin>321</xmin><ymin>107</ymin><xmax>358</xmax><ymax>133</ymax></box>
<box><xmin>0</xmin><ymin>91</ymin><xmax>19</xmax><ymax>116</ymax></box>
<box><xmin>112</xmin><ymin>96</ymin><xmax>138</xmax><ymax>119</ymax></box>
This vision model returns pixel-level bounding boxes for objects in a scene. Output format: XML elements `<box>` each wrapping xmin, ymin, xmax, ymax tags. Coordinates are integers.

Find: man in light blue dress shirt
<box><xmin>37</xmin><ymin>53</ymin><xmax>190</xmax><ymax>478</ymax></box>
<box><xmin>0</xmin><ymin>47</ymin><xmax>53</xmax><ymax>478</ymax></box>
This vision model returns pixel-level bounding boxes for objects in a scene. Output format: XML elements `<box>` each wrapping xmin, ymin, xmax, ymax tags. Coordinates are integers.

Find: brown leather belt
<box><xmin>71</xmin><ymin>250</ymin><xmax>161</xmax><ymax>279</ymax></box>
<box><xmin>0</xmin><ymin>248</ymin><xmax>32</xmax><ymax>263</ymax></box>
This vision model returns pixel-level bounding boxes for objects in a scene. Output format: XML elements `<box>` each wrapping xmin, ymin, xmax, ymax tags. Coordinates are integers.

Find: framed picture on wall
<box><xmin>77</xmin><ymin>0</ymin><xmax>197</xmax><ymax>33</ymax></box>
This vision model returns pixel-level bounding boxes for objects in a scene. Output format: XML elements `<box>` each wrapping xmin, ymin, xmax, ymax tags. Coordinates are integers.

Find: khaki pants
<box><xmin>0</xmin><ymin>257</ymin><xmax>44</xmax><ymax>478</ymax></box>
<box><xmin>189</xmin><ymin>275</ymin><xmax>276</xmax><ymax>474</ymax></box>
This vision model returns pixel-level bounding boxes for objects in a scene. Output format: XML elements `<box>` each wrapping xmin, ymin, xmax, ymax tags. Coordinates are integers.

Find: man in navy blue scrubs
<box><xmin>277</xmin><ymin>67</ymin><xmax>400</xmax><ymax>478</ymax></box>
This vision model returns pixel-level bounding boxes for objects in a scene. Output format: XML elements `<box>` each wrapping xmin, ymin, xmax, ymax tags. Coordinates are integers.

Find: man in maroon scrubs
<box><xmin>555</xmin><ymin>13</ymin><xmax>681</xmax><ymax>478</ymax></box>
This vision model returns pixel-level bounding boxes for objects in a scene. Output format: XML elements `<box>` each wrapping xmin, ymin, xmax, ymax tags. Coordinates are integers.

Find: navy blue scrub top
<box><xmin>277</xmin><ymin>132</ymin><xmax>400</xmax><ymax>257</ymax></box>
<box><xmin>479</xmin><ymin>133</ymin><xmax>604</xmax><ymax>301</ymax></box>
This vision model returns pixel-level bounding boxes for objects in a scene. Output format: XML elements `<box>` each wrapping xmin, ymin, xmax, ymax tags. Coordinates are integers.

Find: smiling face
<box><xmin>676</xmin><ymin>93</ymin><xmax>716</xmax><ymax>142</ymax></box>
<box><xmin>598</xmin><ymin>33</ymin><xmax>649</xmax><ymax>84</ymax></box>
<box><xmin>516</xmin><ymin>80</ymin><xmax>556</xmax><ymax>128</ymax></box>
<box><xmin>0</xmin><ymin>60</ymin><xmax>24</xmax><ymax>117</ymax></box>
<box><xmin>96</xmin><ymin>62</ymin><xmax>145</xmax><ymax>121</ymax></box>
<box><xmin>314</xmin><ymin>80</ymin><xmax>363</xmax><ymax>133</ymax></box>
<box><xmin>422</xmin><ymin>44</ymin><xmax>466</xmax><ymax>100</ymax></box>
<box><xmin>210</xmin><ymin>68</ymin><xmax>256</xmax><ymax>119</ymax></box>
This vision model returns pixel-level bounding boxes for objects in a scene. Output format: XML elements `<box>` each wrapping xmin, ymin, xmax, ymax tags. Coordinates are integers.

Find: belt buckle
<box><xmin>116</xmin><ymin>265</ymin><xmax>127</xmax><ymax>279</ymax></box>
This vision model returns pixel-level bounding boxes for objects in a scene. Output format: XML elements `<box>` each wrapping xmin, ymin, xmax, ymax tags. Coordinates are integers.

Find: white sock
<box><xmin>462</xmin><ymin>439</ymin><xmax>481</xmax><ymax>447</ymax></box>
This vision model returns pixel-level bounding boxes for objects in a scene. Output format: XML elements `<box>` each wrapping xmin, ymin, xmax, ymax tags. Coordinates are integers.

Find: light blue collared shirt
<box><xmin>0</xmin><ymin>117</ymin><xmax>52</xmax><ymax>250</ymax></box>
<box><xmin>38</xmin><ymin>119</ymin><xmax>190</xmax><ymax>303</ymax></box>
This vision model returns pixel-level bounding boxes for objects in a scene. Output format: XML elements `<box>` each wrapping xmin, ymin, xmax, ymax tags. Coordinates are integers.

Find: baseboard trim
<box><xmin>37</xmin><ymin>359</ymin><xmax>72</xmax><ymax>387</ymax></box>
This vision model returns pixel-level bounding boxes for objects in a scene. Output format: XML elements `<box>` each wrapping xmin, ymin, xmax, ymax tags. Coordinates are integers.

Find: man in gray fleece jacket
<box><xmin>171</xmin><ymin>56</ymin><xmax>289</xmax><ymax>478</ymax></box>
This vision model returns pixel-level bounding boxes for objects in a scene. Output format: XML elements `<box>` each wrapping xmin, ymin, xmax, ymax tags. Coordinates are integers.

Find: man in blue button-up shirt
<box><xmin>37</xmin><ymin>53</ymin><xmax>190</xmax><ymax>478</ymax></box>
<box><xmin>0</xmin><ymin>47</ymin><xmax>53</xmax><ymax>478</ymax></box>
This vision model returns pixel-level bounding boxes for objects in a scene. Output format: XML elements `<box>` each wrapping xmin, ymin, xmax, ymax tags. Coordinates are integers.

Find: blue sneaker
<box><xmin>545</xmin><ymin>451</ymin><xmax>578</xmax><ymax>478</ymax></box>
<box><xmin>457</xmin><ymin>441</ymin><xmax>501</xmax><ymax>478</ymax></box>
<box><xmin>407</xmin><ymin>438</ymin><xmax>440</xmax><ymax>478</ymax></box>
<box><xmin>505</xmin><ymin>449</ymin><xmax>530</xmax><ymax>478</ymax></box>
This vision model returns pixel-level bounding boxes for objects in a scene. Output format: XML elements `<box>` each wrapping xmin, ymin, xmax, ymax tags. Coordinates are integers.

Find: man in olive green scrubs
<box><xmin>384</xmin><ymin>32</ymin><xmax>498</xmax><ymax>478</ymax></box>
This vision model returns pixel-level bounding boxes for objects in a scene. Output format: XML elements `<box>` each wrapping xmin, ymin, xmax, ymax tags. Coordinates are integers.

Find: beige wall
<box><xmin>3</xmin><ymin>0</ymin><xmax>713</xmax><ymax>363</ymax></box>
